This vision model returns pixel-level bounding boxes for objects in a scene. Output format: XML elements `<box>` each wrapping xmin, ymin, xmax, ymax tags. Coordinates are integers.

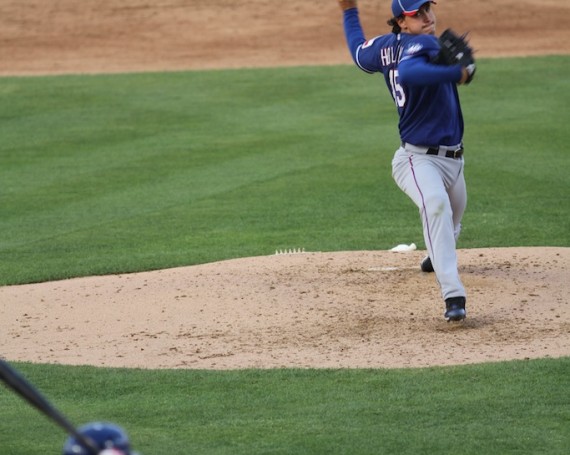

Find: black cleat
<box><xmin>420</xmin><ymin>256</ymin><xmax>434</xmax><ymax>273</ymax></box>
<box><xmin>445</xmin><ymin>297</ymin><xmax>466</xmax><ymax>322</ymax></box>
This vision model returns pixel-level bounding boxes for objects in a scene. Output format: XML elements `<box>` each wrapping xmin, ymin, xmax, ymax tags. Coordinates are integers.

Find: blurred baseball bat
<box><xmin>0</xmin><ymin>358</ymin><xmax>100</xmax><ymax>455</ymax></box>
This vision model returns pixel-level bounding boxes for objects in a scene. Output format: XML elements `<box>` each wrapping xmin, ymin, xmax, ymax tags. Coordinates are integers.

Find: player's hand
<box><xmin>338</xmin><ymin>0</ymin><xmax>357</xmax><ymax>11</ymax></box>
<box><xmin>459</xmin><ymin>64</ymin><xmax>476</xmax><ymax>85</ymax></box>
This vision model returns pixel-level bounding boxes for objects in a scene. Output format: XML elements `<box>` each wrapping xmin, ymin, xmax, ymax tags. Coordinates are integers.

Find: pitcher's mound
<box><xmin>1</xmin><ymin>247</ymin><xmax>568</xmax><ymax>369</ymax></box>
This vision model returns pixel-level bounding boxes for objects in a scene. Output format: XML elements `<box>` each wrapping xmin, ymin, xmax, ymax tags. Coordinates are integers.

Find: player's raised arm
<box><xmin>338</xmin><ymin>0</ymin><xmax>366</xmax><ymax>61</ymax></box>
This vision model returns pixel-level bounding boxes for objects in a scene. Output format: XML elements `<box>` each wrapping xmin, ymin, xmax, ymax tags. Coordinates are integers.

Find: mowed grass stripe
<box><xmin>0</xmin><ymin>56</ymin><xmax>568</xmax><ymax>285</ymax></box>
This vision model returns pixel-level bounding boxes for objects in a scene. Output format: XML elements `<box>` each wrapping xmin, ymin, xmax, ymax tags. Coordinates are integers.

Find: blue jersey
<box><xmin>343</xmin><ymin>9</ymin><xmax>464</xmax><ymax>147</ymax></box>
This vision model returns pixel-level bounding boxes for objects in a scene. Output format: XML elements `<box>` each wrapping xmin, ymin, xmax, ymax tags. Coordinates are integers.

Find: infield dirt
<box><xmin>0</xmin><ymin>0</ymin><xmax>568</xmax><ymax>369</ymax></box>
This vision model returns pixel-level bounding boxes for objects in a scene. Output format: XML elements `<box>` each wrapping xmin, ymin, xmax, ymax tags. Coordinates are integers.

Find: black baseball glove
<box><xmin>435</xmin><ymin>29</ymin><xmax>476</xmax><ymax>84</ymax></box>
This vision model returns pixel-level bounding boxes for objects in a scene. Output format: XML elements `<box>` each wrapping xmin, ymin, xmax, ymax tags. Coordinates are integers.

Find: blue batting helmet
<box><xmin>62</xmin><ymin>422</ymin><xmax>134</xmax><ymax>455</ymax></box>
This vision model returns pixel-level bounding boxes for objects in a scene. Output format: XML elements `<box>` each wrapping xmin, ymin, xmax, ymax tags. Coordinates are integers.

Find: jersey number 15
<box><xmin>389</xmin><ymin>69</ymin><xmax>406</xmax><ymax>108</ymax></box>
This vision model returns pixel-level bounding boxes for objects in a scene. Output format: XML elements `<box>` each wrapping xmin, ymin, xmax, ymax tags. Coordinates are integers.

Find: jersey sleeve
<box><xmin>399</xmin><ymin>34</ymin><xmax>463</xmax><ymax>85</ymax></box>
<box><xmin>342</xmin><ymin>8</ymin><xmax>383</xmax><ymax>73</ymax></box>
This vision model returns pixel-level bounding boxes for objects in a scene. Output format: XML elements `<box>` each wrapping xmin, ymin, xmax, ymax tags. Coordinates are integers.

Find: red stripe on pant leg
<box><xmin>409</xmin><ymin>155</ymin><xmax>435</xmax><ymax>261</ymax></box>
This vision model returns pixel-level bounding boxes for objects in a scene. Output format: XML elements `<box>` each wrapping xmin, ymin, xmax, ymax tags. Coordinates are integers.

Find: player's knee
<box><xmin>423</xmin><ymin>194</ymin><xmax>451</xmax><ymax>218</ymax></box>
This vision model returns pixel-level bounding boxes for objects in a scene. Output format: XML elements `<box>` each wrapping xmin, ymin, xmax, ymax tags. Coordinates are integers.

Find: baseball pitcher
<box><xmin>338</xmin><ymin>0</ymin><xmax>477</xmax><ymax>321</ymax></box>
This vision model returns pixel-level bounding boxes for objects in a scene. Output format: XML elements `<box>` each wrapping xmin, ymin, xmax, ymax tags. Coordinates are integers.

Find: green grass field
<box><xmin>1</xmin><ymin>56</ymin><xmax>568</xmax><ymax>286</ymax></box>
<box><xmin>3</xmin><ymin>359</ymin><xmax>570</xmax><ymax>454</ymax></box>
<box><xmin>1</xmin><ymin>55</ymin><xmax>569</xmax><ymax>454</ymax></box>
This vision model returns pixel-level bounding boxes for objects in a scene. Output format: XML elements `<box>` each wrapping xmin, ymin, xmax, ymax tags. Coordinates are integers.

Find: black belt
<box><xmin>401</xmin><ymin>142</ymin><xmax>464</xmax><ymax>159</ymax></box>
<box><xmin>426</xmin><ymin>147</ymin><xmax>464</xmax><ymax>159</ymax></box>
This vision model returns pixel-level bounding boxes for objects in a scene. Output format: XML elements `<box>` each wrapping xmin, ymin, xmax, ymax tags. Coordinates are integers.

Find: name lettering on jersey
<box><xmin>380</xmin><ymin>46</ymin><xmax>404</xmax><ymax>66</ymax></box>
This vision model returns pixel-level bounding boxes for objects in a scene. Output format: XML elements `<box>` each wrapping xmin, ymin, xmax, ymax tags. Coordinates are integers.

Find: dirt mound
<box><xmin>2</xmin><ymin>248</ymin><xmax>568</xmax><ymax>369</ymax></box>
